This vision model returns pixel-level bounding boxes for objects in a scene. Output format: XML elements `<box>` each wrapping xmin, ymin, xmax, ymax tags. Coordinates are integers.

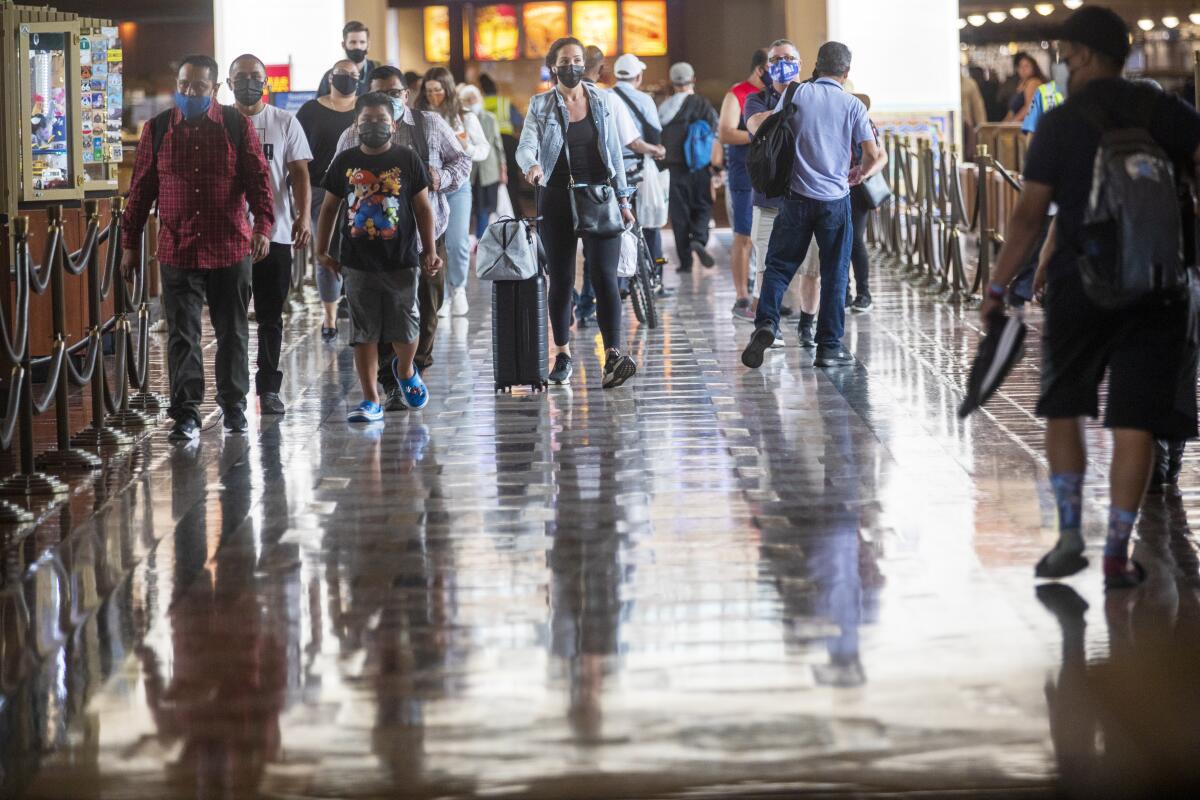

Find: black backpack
<box><xmin>661</xmin><ymin>95</ymin><xmax>710</xmax><ymax>169</ymax></box>
<box><xmin>747</xmin><ymin>82</ymin><xmax>801</xmax><ymax>198</ymax></box>
<box><xmin>151</xmin><ymin>104</ymin><xmax>244</xmax><ymax>161</ymax></box>
<box><xmin>1077</xmin><ymin>89</ymin><xmax>1191</xmax><ymax>309</ymax></box>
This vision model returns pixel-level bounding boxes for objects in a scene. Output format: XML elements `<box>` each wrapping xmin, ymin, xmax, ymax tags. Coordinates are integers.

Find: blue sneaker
<box><xmin>347</xmin><ymin>400</ymin><xmax>384</xmax><ymax>423</ymax></box>
<box><xmin>392</xmin><ymin>359</ymin><xmax>429</xmax><ymax>410</ymax></box>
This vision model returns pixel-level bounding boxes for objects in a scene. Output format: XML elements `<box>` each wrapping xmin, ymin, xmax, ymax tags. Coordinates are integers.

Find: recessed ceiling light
<box><xmin>1191</xmin><ymin>13</ymin><xmax>1200</xmax><ymax>25</ymax></box>
<box><xmin>1035</xmin><ymin>3</ymin><xmax>1055</xmax><ymax>15</ymax></box>
<box><xmin>1137</xmin><ymin>18</ymin><xmax>1155</xmax><ymax>31</ymax></box>
<box><xmin>1063</xmin><ymin>0</ymin><xmax>1083</xmax><ymax>9</ymax></box>
<box><xmin>987</xmin><ymin>11</ymin><xmax>1008</xmax><ymax>23</ymax></box>
<box><xmin>1164</xmin><ymin>15</ymin><xmax>1180</xmax><ymax>28</ymax></box>
<box><xmin>968</xmin><ymin>14</ymin><xmax>988</xmax><ymax>26</ymax></box>
<box><xmin>1010</xmin><ymin>6</ymin><xmax>1031</xmax><ymax>19</ymax></box>
<box><xmin>958</xmin><ymin>17</ymin><xmax>969</xmax><ymax>30</ymax></box>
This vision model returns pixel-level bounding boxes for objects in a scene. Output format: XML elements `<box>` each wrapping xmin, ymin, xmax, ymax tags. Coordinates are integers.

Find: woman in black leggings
<box><xmin>516</xmin><ymin>37</ymin><xmax>637</xmax><ymax>389</ymax></box>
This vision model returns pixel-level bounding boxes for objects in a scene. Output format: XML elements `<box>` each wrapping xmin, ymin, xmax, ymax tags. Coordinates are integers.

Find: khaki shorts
<box><xmin>751</xmin><ymin>205</ymin><xmax>819</xmax><ymax>299</ymax></box>
<box><xmin>343</xmin><ymin>267</ymin><xmax>420</xmax><ymax>345</ymax></box>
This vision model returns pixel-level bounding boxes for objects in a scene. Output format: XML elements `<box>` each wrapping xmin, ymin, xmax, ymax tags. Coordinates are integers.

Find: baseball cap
<box><xmin>1054</xmin><ymin>6</ymin><xmax>1131</xmax><ymax>65</ymax></box>
<box><xmin>614</xmin><ymin>53</ymin><xmax>648</xmax><ymax>79</ymax></box>
<box><xmin>669</xmin><ymin>62</ymin><xmax>695</xmax><ymax>85</ymax></box>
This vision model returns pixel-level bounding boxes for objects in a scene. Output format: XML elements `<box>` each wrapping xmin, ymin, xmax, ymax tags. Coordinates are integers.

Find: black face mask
<box><xmin>358</xmin><ymin>121</ymin><xmax>393</xmax><ymax>148</ymax></box>
<box><xmin>330</xmin><ymin>73</ymin><xmax>358</xmax><ymax>95</ymax></box>
<box><xmin>345</xmin><ymin>47</ymin><xmax>368</xmax><ymax>64</ymax></box>
<box><xmin>232</xmin><ymin>78</ymin><xmax>266</xmax><ymax>107</ymax></box>
<box><xmin>554</xmin><ymin>65</ymin><xmax>585</xmax><ymax>89</ymax></box>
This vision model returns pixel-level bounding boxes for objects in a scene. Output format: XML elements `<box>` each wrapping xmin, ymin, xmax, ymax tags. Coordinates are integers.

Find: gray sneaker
<box><xmin>384</xmin><ymin>385</ymin><xmax>406</xmax><ymax>412</ymax></box>
<box><xmin>259</xmin><ymin>392</ymin><xmax>285</xmax><ymax>415</ymax></box>
<box><xmin>731</xmin><ymin>298</ymin><xmax>755</xmax><ymax>323</ymax></box>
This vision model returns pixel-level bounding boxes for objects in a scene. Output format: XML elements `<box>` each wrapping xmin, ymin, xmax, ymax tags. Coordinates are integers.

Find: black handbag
<box><xmin>853</xmin><ymin>171</ymin><xmax>892</xmax><ymax>210</ymax></box>
<box><xmin>557</xmin><ymin>101</ymin><xmax>623</xmax><ymax>238</ymax></box>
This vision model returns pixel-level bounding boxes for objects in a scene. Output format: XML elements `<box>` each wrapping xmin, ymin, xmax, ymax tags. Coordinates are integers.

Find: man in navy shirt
<box><xmin>984</xmin><ymin>6</ymin><xmax>1200</xmax><ymax>590</ymax></box>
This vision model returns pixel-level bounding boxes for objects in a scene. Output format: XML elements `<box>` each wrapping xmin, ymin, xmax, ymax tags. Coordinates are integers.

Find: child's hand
<box><xmin>421</xmin><ymin>250</ymin><xmax>442</xmax><ymax>276</ymax></box>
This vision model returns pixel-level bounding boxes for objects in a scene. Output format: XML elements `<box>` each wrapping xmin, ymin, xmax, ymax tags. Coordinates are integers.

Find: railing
<box><xmin>869</xmin><ymin>133</ymin><xmax>1023</xmax><ymax>307</ymax></box>
<box><xmin>0</xmin><ymin>199</ymin><xmax>163</xmax><ymax>525</ymax></box>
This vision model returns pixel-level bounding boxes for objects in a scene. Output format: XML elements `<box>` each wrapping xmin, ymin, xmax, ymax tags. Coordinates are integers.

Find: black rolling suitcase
<box><xmin>492</xmin><ymin>271</ymin><xmax>548</xmax><ymax>393</ymax></box>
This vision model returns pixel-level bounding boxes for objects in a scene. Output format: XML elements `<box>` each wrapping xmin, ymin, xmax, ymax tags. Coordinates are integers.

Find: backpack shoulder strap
<box><xmin>780</xmin><ymin>81</ymin><xmax>801</xmax><ymax>111</ymax></box>
<box><xmin>411</xmin><ymin>110</ymin><xmax>430</xmax><ymax>162</ymax></box>
<box><xmin>150</xmin><ymin>108</ymin><xmax>175</xmax><ymax>161</ymax></box>
<box><xmin>614</xmin><ymin>85</ymin><xmax>652</xmax><ymax>133</ymax></box>
<box><xmin>220</xmin><ymin>104</ymin><xmax>245</xmax><ymax>151</ymax></box>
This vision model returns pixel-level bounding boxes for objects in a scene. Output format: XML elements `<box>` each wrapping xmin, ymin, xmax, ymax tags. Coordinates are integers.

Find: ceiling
<box><xmin>40</xmin><ymin>0</ymin><xmax>212</xmax><ymax>22</ymax></box>
<box><xmin>959</xmin><ymin>1</ymin><xmax>1200</xmax><ymax>42</ymax></box>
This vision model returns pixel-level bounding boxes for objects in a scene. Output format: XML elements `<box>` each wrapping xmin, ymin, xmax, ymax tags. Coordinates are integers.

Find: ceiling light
<box><xmin>1035</xmin><ymin>3</ymin><xmax>1055</xmax><ymax>14</ymax></box>
<box><xmin>1010</xmin><ymin>6</ymin><xmax>1031</xmax><ymax>19</ymax></box>
<box><xmin>1191</xmin><ymin>13</ymin><xmax>1200</xmax><ymax>25</ymax></box>
<box><xmin>958</xmin><ymin>17</ymin><xmax>968</xmax><ymax>29</ymax></box>
<box><xmin>968</xmin><ymin>14</ymin><xmax>988</xmax><ymax>26</ymax></box>
<box><xmin>1063</xmin><ymin>0</ymin><xmax>1083</xmax><ymax>9</ymax></box>
<box><xmin>1163</xmin><ymin>15</ymin><xmax>1180</xmax><ymax>28</ymax></box>
<box><xmin>1138</xmin><ymin>18</ymin><xmax>1155</xmax><ymax>31</ymax></box>
<box><xmin>987</xmin><ymin>11</ymin><xmax>1008</xmax><ymax>23</ymax></box>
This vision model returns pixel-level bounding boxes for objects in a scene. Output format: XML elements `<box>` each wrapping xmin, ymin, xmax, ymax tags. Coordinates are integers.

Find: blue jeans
<box><xmin>445</xmin><ymin>181</ymin><xmax>473</xmax><ymax>291</ymax></box>
<box><xmin>755</xmin><ymin>192</ymin><xmax>852</xmax><ymax>347</ymax></box>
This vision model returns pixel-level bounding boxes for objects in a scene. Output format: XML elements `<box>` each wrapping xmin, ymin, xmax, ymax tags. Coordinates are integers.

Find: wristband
<box><xmin>986</xmin><ymin>282</ymin><xmax>1007</xmax><ymax>299</ymax></box>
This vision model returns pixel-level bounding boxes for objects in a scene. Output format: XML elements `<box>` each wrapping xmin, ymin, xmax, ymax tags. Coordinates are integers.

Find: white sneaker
<box><xmin>451</xmin><ymin>287</ymin><xmax>469</xmax><ymax>317</ymax></box>
<box><xmin>438</xmin><ymin>299</ymin><xmax>451</xmax><ymax>318</ymax></box>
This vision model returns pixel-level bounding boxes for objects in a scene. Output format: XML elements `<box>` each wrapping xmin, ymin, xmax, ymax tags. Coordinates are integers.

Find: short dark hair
<box><xmin>355</xmin><ymin>91</ymin><xmax>394</xmax><ymax>119</ymax></box>
<box><xmin>180</xmin><ymin>54</ymin><xmax>219</xmax><ymax>82</ymax></box>
<box><xmin>750</xmin><ymin>48</ymin><xmax>768</xmax><ymax>72</ymax></box>
<box><xmin>368</xmin><ymin>64</ymin><xmax>405</xmax><ymax>85</ymax></box>
<box><xmin>343</xmin><ymin>21</ymin><xmax>369</xmax><ymax>38</ymax></box>
<box><xmin>403</xmin><ymin>70</ymin><xmax>421</xmax><ymax>86</ymax></box>
<box><xmin>479</xmin><ymin>73</ymin><xmax>498</xmax><ymax>95</ymax></box>
<box><xmin>545</xmin><ymin>36</ymin><xmax>585</xmax><ymax>70</ymax></box>
<box><xmin>229</xmin><ymin>53</ymin><xmax>265</xmax><ymax>75</ymax></box>
<box><xmin>584</xmin><ymin>44</ymin><xmax>605</xmax><ymax>74</ymax></box>
<box><xmin>814</xmin><ymin>41</ymin><xmax>852</xmax><ymax>76</ymax></box>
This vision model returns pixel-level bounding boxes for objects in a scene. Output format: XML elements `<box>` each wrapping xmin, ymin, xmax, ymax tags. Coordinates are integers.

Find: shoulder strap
<box><xmin>410</xmin><ymin>110</ymin><xmax>430</xmax><ymax>162</ymax></box>
<box><xmin>614</xmin><ymin>85</ymin><xmax>651</xmax><ymax>133</ymax></box>
<box><xmin>781</xmin><ymin>81</ymin><xmax>801</xmax><ymax>109</ymax></box>
<box><xmin>220</xmin><ymin>104</ymin><xmax>244</xmax><ymax>151</ymax></box>
<box><xmin>150</xmin><ymin>108</ymin><xmax>175</xmax><ymax>161</ymax></box>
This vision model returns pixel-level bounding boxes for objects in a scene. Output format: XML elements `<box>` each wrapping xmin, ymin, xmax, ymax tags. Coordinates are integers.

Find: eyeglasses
<box><xmin>767</xmin><ymin>55</ymin><xmax>798</xmax><ymax>65</ymax></box>
<box><xmin>383</xmin><ymin>88</ymin><xmax>408</xmax><ymax>98</ymax></box>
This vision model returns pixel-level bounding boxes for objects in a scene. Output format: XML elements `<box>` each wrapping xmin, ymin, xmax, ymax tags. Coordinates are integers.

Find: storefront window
<box><xmin>572</xmin><ymin>1</ymin><xmax>618</xmax><ymax>57</ymax></box>
<box><xmin>622</xmin><ymin>0</ymin><xmax>668</xmax><ymax>57</ymax></box>
<box><xmin>29</xmin><ymin>32</ymin><xmax>72</xmax><ymax>191</ymax></box>
<box><xmin>523</xmin><ymin>2</ymin><xmax>567</xmax><ymax>60</ymax></box>
<box><xmin>475</xmin><ymin>5</ymin><xmax>519</xmax><ymax>62</ymax></box>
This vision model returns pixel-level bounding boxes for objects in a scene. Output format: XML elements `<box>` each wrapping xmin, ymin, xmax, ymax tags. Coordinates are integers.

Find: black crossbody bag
<box><xmin>553</xmin><ymin>99</ymin><xmax>623</xmax><ymax>238</ymax></box>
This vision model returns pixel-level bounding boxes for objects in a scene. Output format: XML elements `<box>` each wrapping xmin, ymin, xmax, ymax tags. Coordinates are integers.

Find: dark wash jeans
<box><xmin>754</xmin><ymin>191</ymin><xmax>853</xmax><ymax>347</ymax></box>
<box><xmin>161</xmin><ymin>259</ymin><xmax>252</xmax><ymax>424</ymax></box>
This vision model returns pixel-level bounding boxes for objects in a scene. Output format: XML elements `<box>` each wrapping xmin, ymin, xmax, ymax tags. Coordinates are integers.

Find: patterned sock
<box><xmin>1103</xmin><ymin>506</ymin><xmax>1139</xmax><ymax>578</ymax></box>
<box><xmin>1050</xmin><ymin>472</ymin><xmax>1084</xmax><ymax>552</ymax></box>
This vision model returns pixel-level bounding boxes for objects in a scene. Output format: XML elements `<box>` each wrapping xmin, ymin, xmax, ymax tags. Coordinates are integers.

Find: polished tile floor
<box><xmin>3</xmin><ymin>236</ymin><xmax>1200</xmax><ymax>799</ymax></box>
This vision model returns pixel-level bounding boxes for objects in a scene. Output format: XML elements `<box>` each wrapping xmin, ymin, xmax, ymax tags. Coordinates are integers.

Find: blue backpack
<box><xmin>685</xmin><ymin>118</ymin><xmax>714</xmax><ymax>172</ymax></box>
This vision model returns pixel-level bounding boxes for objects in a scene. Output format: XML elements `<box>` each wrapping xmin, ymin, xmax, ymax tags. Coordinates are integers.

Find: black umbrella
<box><xmin>957</xmin><ymin>309</ymin><xmax>1027</xmax><ymax>418</ymax></box>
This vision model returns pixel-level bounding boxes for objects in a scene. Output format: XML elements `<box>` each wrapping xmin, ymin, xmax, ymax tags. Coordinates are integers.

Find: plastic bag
<box><xmin>617</xmin><ymin>226</ymin><xmax>639</xmax><ymax>278</ymax></box>
<box><xmin>637</xmin><ymin>156</ymin><xmax>669</xmax><ymax>229</ymax></box>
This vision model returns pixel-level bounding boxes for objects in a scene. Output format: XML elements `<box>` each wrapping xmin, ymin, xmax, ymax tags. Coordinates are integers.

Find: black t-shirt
<box><xmin>296</xmin><ymin>99</ymin><xmax>356</xmax><ymax>187</ymax></box>
<box><xmin>549</xmin><ymin>109</ymin><xmax>607</xmax><ymax>187</ymax></box>
<box><xmin>1023</xmin><ymin>78</ymin><xmax>1200</xmax><ymax>278</ymax></box>
<box><xmin>322</xmin><ymin>144</ymin><xmax>430</xmax><ymax>272</ymax></box>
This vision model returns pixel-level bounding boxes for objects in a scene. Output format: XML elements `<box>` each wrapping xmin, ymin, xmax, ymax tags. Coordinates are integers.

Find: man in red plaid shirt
<box><xmin>122</xmin><ymin>55</ymin><xmax>274</xmax><ymax>442</ymax></box>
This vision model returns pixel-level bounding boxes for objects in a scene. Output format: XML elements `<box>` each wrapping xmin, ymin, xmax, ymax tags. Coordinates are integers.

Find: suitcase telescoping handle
<box><xmin>526</xmin><ymin>185</ymin><xmax>547</xmax><ymax>277</ymax></box>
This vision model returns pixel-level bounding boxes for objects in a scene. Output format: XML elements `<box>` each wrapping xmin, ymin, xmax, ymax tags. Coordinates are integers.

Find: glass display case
<box><xmin>18</xmin><ymin>21</ymin><xmax>83</xmax><ymax>202</ymax></box>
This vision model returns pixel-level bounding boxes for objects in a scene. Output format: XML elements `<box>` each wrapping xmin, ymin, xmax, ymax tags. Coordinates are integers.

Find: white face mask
<box><xmin>467</xmin><ymin>102</ymin><xmax>483</xmax><ymax>115</ymax></box>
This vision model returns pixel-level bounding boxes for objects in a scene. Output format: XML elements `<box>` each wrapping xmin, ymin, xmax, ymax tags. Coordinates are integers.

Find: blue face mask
<box><xmin>173</xmin><ymin>92</ymin><xmax>212</xmax><ymax>120</ymax></box>
<box><xmin>768</xmin><ymin>60</ymin><xmax>800</xmax><ymax>85</ymax></box>
<box><xmin>390</xmin><ymin>97</ymin><xmax>406</xmax><ymax>120</ymax></box>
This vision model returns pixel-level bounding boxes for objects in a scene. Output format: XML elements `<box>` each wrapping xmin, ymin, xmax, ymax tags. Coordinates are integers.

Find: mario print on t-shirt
<box><xmin>345</xmin><ymin>166</ymin><xmax>403</xmax><ymax>240</ymax></box>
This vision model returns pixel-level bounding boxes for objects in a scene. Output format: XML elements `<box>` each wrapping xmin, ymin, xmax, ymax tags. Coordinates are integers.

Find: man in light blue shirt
<box><xmin>741</xmin><ymin>41</ymin><xmax>886</xmax><ymax>369</ymax></box>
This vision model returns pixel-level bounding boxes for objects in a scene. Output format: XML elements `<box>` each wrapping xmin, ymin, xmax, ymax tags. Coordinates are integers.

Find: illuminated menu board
<box><xmin>622</xmin><ymin>0</ymin><xmax>667</xmax><ymax>57</ymax></box>
<box><xmin>424</xmin><ymin>6</ymin><xmax>451</xmax><ymax>63</ymax></box>
<box><xmin>572</xmin><ymin>1</ymin><xmax>618</xmax><ymax>57</ymax></box>
<box><xmin>475</xmin><ymin>5</ymin><xmax>519</xmax><ymax>61</ymax></box>
<box><xmin>522</xmin><ymin>2</ymin><xmax>567</xmax><ymax>60</ymax></box>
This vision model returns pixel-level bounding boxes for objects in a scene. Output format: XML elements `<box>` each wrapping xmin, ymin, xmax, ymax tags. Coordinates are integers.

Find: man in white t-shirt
<box><xmin>228</xmin><ymin>54</ymin><xmax>313</xmax><ymax>416</ymax></box>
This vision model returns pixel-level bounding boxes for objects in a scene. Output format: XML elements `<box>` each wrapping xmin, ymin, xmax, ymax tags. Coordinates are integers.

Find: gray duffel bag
<box><xmin>476</xmin><ymin>217</ymin><xmax>541</xmax><ymax>281</ymax></box>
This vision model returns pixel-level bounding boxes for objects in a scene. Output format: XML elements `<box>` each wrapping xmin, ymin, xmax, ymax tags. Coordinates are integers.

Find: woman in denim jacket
<box><xmin>517</xmin><ymin>36</ymin><xmax>638</xmax><ymax>389</ymax></box>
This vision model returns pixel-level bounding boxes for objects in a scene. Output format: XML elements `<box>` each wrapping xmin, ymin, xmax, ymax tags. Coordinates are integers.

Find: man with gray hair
<box><xmin>742</xmin><ymin>41</ymin><xmax>886</xmax><ymax>369</ymax></box>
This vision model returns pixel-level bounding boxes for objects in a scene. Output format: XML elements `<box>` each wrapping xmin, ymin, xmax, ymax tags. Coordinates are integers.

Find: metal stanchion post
<box><xmin>0</xmin><ymin>213</ymin><xmax>69</xmax><ymax>501</ymax></box>
<box><xmin>969</xmin><ymin>144</ymin><xmax>992</xmax><ymax>306</ymax></box>
<box><xmin>127</xmin><ymin>204</ymin><xmax>165</xmax><ymax>414</ymax></box>
<box><xmin>36</xmin><ymin>202</ymin><xmax>102</xmax><ymax>472</ymax></box>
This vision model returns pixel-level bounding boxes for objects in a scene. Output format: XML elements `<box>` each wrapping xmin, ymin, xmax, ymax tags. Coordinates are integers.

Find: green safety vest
<box><xmin>485</xmin><ymin>95</ymin><xmax>514</xmax><ymax>135</ymax></box>
<box><xmin>1039</xmin><ymin>81</ymin><xmax>1063</xmax><ymax>112</ymax></box>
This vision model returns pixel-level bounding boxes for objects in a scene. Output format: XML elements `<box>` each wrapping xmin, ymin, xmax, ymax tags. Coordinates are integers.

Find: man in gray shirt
<box><xmin>741</xmin><ymin>42</ymin><xmax>886</xmax><ymax>369</ymax></box>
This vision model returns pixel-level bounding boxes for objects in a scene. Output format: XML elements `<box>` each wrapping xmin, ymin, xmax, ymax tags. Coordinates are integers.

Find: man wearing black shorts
<box><xmin>983</xmin><ymin>5</ymin><xmax>1200</xmax><ymax>590</ymax></box>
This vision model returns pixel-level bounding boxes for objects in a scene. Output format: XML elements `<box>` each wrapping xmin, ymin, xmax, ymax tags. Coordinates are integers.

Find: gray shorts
<box><xmin>343</xmin><ymin>267</ymin><xmax>420</xmax><ymax>345</ymax></box>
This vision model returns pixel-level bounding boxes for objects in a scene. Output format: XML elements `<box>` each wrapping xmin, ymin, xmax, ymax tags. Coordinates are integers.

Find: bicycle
<box><xmin>622</xmin><ymin>179</ymin><xmax>660</xmax><ymax>329</ymax></box>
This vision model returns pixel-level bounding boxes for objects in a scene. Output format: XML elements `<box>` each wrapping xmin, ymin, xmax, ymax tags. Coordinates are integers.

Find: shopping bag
<box><xmin>617</xmin><ymin>226</ymin><xmax>639</xmax><ymax>278</ymax></box>
<box><xmin>637</xmin><ymin>156</ymin><xmax>669</xmax><ymax>229</ymax></box>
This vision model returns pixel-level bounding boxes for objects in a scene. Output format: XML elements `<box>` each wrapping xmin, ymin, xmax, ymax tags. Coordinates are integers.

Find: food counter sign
<box><xmin>79</xmin><ymin>26</ymin><xmax>123</xmax><ymax>167</ymax></box>
<box><xmin>475</xmin><ymin>5</ymin><xmax>519</xmax><ymax>62</ymax></box>
<box><xmin>623</xmin><ymin>1</ymin><xmax>667</xmax><ymax>57</ymax></box>
<box><xmin>572</xmin><ymin>1</ymin><xmax>617</xmax><ymax>56</ymax></box>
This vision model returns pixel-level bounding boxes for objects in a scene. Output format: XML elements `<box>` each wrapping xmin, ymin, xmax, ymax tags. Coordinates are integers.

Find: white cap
<box><xmin>614</xmin><ymin>53</ymin><xmax>648</xmax><ymax>79</ymax></box>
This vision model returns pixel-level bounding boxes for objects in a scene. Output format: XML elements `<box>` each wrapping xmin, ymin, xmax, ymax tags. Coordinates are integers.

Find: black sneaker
<box><xmin>259</xmin><ymin>392</ymin><xmax>286</xmax><ymax>415</ymax></box>
<box><xmin>797</xmin><ymin>318</ymin><xmax>816</xmax><ymax>348</ymax></box>
<box><xmin>814</xmin><ymin>345</ymin><xmax>855</xmax><ymax>368</ymax></box>
<box><xmin>741</xmin><ymin>326</ymin><xmax>776</xmax><ymax>369</ymax></box>
<box><xmin>690</xmin><ymin>242</ymin><xmax>715</xmax><ymax>268</ymax></box>
<box><xmin>850</xmin><ymin>295</ymin><xmax>874</xmax><ymax>314</ymax></box>
<box><xmin>549</xmin><ymin>353</ymin><xmax>574</xmax><ymax>385</ymax></box>
<box><xmin>602</xmin><ymin>350</ymin><xmax>637</xmax><ymax>388</ymax></box>
<box><xmin>321</xmin><ymin>325</ymin><xmax>337</xmax><ymax>342</ymax></box>
<box><xmin>223</xmin><ymin>407</ymin><xmax>248</xmax><ymax>433</ymax></box>
<box><xmin>384</xmin><ymin>385</ymin><xmax>406</xmax><ymax>412</ymax></box>
<box><xmin>779</xmin><ymin>304</ymin><xmax>795</xmax><ymax>318</ymax></box>
<box><xmin>168</xmin><ymin>417</ymin><xmax>200</xmax><ymax>442</ymax></box>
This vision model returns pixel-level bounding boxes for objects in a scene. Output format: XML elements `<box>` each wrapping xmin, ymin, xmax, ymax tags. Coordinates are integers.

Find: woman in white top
<box><xmin>415</xmin><ymin>67</ymin><xmax>489</xmax><ymax>317</ymax></box>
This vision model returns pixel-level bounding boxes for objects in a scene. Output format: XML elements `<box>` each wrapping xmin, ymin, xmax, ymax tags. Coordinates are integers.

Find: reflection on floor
<box><xmin>2</xmin><ymin>238</ymin><xmax>1199</xmax><ymax>798</ymax></box>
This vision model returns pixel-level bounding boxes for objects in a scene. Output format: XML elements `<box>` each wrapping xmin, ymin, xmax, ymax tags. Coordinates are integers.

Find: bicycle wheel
<box><xmin>634</xmin><ymin>235</ymin><xmax>658</xmax><ymax>329</ymax></box>
<box><xmin>630</xmin><ymin>265</ymin><xmax>649</xmax><ymax>324</ymax></box>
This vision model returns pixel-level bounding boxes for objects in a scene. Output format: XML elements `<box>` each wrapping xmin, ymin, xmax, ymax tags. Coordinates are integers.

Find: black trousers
<box><xmin>379</xmin><ymin>236</ymin><xmax>447</xmax><ymax>391</ymax></box>
<box><xmin>849</xmin><ymin>191</ymin><xmax>871</xmax><ymax>298</ymax></box>
<box><xmin>668</xmin><ymin>166</ymin><xmax>713</xmax><ymax>269</ymax></box>
<box><xmin>540</xmin><ymin>185</ymin><xmax>623</xmax><ymax>351</ymax></box>
<box><xmin>252</xmin><ymin>243</ymin><xmax>292</xmax><ymax>395</ymax></box>
<box><xmin>160</xmin><ymin>259</ymin><xmax>252</xmax><ymax>424</ymax></box>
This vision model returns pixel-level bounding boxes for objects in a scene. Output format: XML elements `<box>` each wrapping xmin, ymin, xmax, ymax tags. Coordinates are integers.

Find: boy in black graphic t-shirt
<box><xmin>315</xmin><ymin>92</ymin><xmax>439</xmax><ymax>423</ymax></box>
